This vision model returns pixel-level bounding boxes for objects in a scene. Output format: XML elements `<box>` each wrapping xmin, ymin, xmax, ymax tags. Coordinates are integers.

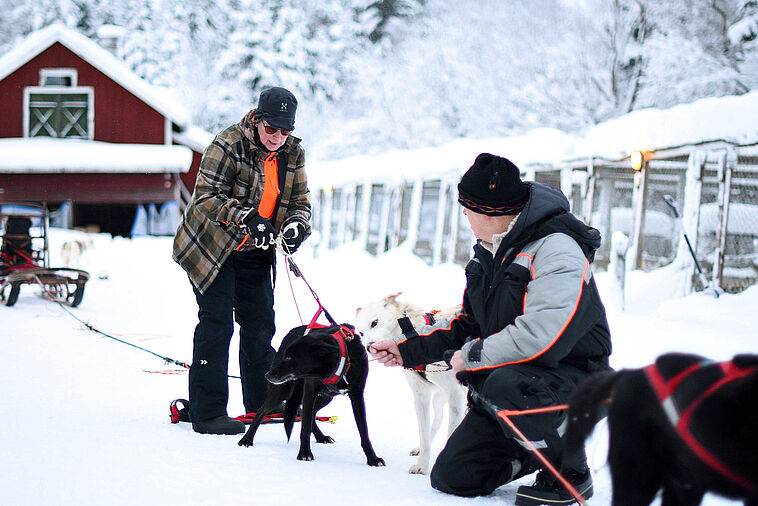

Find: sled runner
<box><xmin>0</xmin><ymin>203</ymin><xmax>90</xmax><ymax>307</ymax></box>
<box><xmin>169</xmin><ymin>399</ymin><xmax>336</xmax><ymax>425</ymax></box>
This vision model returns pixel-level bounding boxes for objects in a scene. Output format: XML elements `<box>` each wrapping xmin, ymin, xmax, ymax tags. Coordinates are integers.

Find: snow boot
<box><xmin>515</xmin><ymin>468</ymin><xmax>593</xmax><ymax>505</ymax></box>
<box><xmin>192</xmin><ymin>415</ymin><xmax>245</xmax><ymax>435</ymax></box>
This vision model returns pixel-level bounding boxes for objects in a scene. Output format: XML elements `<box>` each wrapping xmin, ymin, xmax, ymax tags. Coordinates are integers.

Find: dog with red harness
<box><xmin>561</xmin><ymin>352</ymin><xmax>758</xmax><ymax>506</ymax></box>
<box><xmin>238</xmin><ymin>320</ymin><xmax>385</xmax><ymax>467</ymax></box>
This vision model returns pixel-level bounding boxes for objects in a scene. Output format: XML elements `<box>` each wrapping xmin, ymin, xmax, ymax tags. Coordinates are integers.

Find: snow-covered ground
<box><xmin>2</xmin><ymin>229</ymin><xmax>754</xmax><ymax>505</ymax></box>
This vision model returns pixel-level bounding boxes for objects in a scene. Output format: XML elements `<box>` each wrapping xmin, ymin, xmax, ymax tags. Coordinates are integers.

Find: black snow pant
<box><xmin>189</xmin><ymin>249</ymin><xmax>276</xmax><ymax>422</ymax></box>
<box><xmin>430</xmin><ymin>364</ymin><xmax>588</xmax><ymax>497</ymax></box>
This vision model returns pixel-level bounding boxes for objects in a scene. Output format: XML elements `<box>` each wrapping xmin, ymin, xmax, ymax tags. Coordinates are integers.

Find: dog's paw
<box><xmin>238</xmin><ymin>435</ymin><xmax>253</xmax><ymax>447</ymax></box>
<box><xmin>408</xmin><ymin>464</ymin><xmax>427</xmax><ymax>474</ymax></box>
<box><xmin>297</xmin><ymin>449</ymin><xmax>314</xmax><ymax>461</ymax></box>
<box><xmin>315</xmin><ymin>435</ymin><xmax>335</xmax><ymax>444</ymax></box>
<box><xmin>410</xmin><ymin>447</ymin><xmax>420</xmax><ymax>456</ymax></box>
<box><xmin>368</xmin><ymin>457</ymin><xmax>386</xmax><ymax>467</ymax></box>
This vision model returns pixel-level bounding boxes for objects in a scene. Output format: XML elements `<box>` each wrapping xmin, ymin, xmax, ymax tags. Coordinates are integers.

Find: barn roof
<box><xmin>0</xmin><ymin>138</ymin><xmax>192</xmax><ymax>173</ymax></box>
<box><xmin>0</xmin><ymin>23</ymin><xmax>191</xmax><ymax>129</ymax></box>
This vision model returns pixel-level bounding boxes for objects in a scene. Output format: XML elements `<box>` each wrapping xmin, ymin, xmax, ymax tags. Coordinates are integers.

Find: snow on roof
<box><xmin>310</xmin><ymin>91</ymin><xmax>758</xmax><ymax>190</ymax></box>
<box><xmin>308</xmin><ymin>128</ymin><xmax>577</xmax><ymax>189</ymax></box>
<box><xmin>172</xmin><ymin>125</ymin><xmax>214</xmax><ymax>153</ymax></box>
<box><xmin>0</xmin><ymin>24</ymin><xmax>190</xmax><ymax>128</ymax></box>
<box><xmin>573</xmin><ymin>91</ymin><xmax>758</xmax><ymax>160</ymax></box>
<box><xmin>0</xmin><ymin>138</ymin><xmax>193</xmax><ymax>173</ymax></box>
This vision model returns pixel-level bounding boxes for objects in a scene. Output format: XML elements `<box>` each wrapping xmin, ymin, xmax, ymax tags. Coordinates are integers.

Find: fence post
<box><xmin>560</xmin><ymin>166</ymin><xmax>573</xmax><ymax>203</ymax></box>
<box><xmin>447</xmin><ymin>185</ymin><xmax>460</xmax><ymax>264</ymax></box>
<box><xmin>583</xmin><ymin>158</ymin><xmax>596</xmax><ymax>224</ymax></box>
<box><xmin>404</xmin><ymin>179</ymin><xmax>423</xmax><ymax>250</ymax></box>
<box><xmin>610</xmin><ymin>231</ymin><xmax>629</xmax><ymax>310</ymax></box>
<box><xmin>713</xmin><ymin>149</ymin><xmax>735</xmax><ymax>290</ymax></box>
<box><xmin>628</xmin><ymin>157</ymin><xmax>650</xmax><ymax>270</ymax></box>
<box><xmin>678</xmin><ymin>150</ymin><xmax>707</xmax><ymax>294</ymax></box>
<box><xmin>358</xmin><ymin>181</ymin><xmax>372</xmax><ymax>252</ymax></box>
<box><xmin>432</xmin><ymin>178</ymin><xmax>449</xmax><ymax>266</ymax></box>
<box><xmin>321</xmin><ymin>187</ymin><xmax>333</xmax><ymax>251</ymax></box>
<box><xmin>377</xmin><ymin>183</ymin><xmax>392</xmax><ymax>255</ymax></box>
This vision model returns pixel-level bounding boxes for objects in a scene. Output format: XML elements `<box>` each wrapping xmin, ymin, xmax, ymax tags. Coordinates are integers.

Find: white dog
<box><xmin>355</xmin><ymin>293</ymin><xmax>466</xmax><ymax>475</ymax></box>
<box><xmin>60</xmin><ymin>238</ymin><xmax>93</xmax><ymax>268</ymax></box>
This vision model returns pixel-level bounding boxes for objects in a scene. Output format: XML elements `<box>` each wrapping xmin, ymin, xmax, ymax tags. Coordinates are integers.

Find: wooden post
<box><xmin>628</xmin><ymin>158</ymin><xmax>650</xmax><ymax>270</ymax></box>
<box><xmin>358</xmin><ymin>182</ymin><xmax>372</xmax><ymax>252</ymax></box>
<box><xmin>404</xmin><ymin>179</ymin><xmax>423</xmax><ymax>250</ymax></box>
<box><xmin>432</xmin><ymin>178</ymin><xmax>449</xmax><ymax>266</ymax></box>
<box><xmin>679</xmin><ymin>150</ymin><xmax>706</xmax><ymax>294</ymax></box>
<box><xmin>447</xmin><ymin>183</ymin><xmax>460</xmax><ymax>264</ymax></box>
<box><xmin>713</xmin><ymin>149</ymin><xmax>735</xmax><ymax>290</ymax></box>
<box><xmin>583</xmin><ymin>158</ymin><xmax>596</xmax><ymax>224</ymax></box>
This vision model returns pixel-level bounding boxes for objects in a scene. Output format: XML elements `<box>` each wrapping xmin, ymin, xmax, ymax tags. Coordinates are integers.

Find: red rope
<box><xmin>496</xmin><ymin>405</ymin><xmax>587</xmax><ymax>506</ymax></box>
<box><xmin>284</xmin><ymin>256</ymin><xmax>305</xmax><ymax>325</ymax></box>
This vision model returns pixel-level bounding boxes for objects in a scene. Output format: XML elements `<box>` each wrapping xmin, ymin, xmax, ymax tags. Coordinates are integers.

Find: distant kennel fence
<box><xmin>312</xmin><ymin>144</ymin><xmax>758</xmax><ymax>294</ymax></box>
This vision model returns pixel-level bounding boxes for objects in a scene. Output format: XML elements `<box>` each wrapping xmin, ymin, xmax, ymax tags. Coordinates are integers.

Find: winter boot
<box><xmin>192</xmin><ymin>415</ymin><xmax>245</xmax><ymax>435</ymax></box>
<box><xmin>515</xmin><ymin>467</ymin><xmax>593</xmax><ymax>505</ymax></box>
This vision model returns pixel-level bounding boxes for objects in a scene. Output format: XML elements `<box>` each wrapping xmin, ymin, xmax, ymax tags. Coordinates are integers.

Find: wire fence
<box><xmin>312</xmin><ymin>145</ymin><xmax>758</xmax><ymax>294</ymax></box>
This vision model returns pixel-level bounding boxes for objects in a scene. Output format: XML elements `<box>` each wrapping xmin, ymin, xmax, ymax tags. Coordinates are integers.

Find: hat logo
<box><xmin>489</xmin><ymin>171</ymin><xmax>500</xmax><ymax>190</ymax></box>
<box><xmin>280</xmin><ymin>102</ymin><xmax>288</xmax><ymax>112</ymax></box>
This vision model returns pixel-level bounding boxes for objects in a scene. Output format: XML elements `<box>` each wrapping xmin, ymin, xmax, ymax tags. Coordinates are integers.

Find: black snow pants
<box><xmin>189</xmin><ymin>249</ymin><xmax>276</xmax><ymax>421</ymax></box>
<box><xmin>430</xmin><ymin>363</ymin><xmax>588</xmax><ymax>497</ymax></box>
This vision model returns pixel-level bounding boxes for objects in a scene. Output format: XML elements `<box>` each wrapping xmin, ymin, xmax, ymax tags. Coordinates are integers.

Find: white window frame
<box><xmin>39</xmin><ymin>68</ymin><xmax>78</xmax><ymax>87</ymax></box>
<box><xmin>23</xmin><ymin>86</ymin><xmax>95</xmax><ymax>140</ymax></box>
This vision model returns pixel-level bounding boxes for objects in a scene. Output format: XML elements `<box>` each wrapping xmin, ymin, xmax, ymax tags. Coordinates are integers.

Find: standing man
<box><xmin>369</xmin><ymin>153</ymin><xmax>611</xmax><ymax>505</ymax></box>
<box><xmin>173</xmin><ymin>87</ymin><xmax>311</xmax><ymax>435</ymax></box>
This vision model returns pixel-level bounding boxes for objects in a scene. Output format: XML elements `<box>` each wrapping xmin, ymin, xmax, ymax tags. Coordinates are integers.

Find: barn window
<box><xmin>39</xmin><ymin>68</ymin><xmax>78</xmax><ymax>87</ymax></box>
<box><xmin>23</xmin><ymin>86</ymin><xmax>94</xmax><ymax>139</ymax></box>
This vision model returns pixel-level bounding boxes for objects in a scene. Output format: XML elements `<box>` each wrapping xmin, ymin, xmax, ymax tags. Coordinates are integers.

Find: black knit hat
<box><xmin>457</xmin><ymin>153</ymin><xmax>529</xmax><ymax>216</ymax></box>
<box><xmin>255</xmin><ymin>87</ymin><xmax>297</xmax><ymax>131</ymax></box>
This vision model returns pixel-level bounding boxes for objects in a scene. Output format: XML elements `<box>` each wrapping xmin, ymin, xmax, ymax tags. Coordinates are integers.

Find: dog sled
<box><xmin>0</xmin><ymin>203</ymin><xmax>89</xmax><ymax>307</ymax></box>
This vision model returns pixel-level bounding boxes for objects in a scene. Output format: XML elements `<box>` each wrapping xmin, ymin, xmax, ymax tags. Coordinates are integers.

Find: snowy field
<box><xmin>2</xmin><ymin>229</ymin><xmax>755</xmax><ymax>505</ymax></box>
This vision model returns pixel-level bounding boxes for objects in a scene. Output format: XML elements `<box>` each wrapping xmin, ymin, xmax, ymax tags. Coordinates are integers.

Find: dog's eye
<box><xmin>284</xmin><ymin>354</ymin><xmax>292</xmax><ymax>361</ymax></box>
<box><xmin>370</xmin><ymin>319</ymin><xmax>378</xmax><ymax>328</ymax></box>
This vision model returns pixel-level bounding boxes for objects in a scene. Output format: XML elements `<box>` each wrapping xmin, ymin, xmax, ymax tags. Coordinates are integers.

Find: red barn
<box><xmin>0</xmin><ymin>24</ymin><xmax>210</xmax><ymax>236</ymax></box>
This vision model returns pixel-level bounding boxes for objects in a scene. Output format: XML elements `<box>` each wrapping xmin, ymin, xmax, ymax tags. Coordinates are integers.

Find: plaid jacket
<box><xmin>172</xmin><ymin>115</ymin><xmax>311</xmax><ymax>293</ymax></box>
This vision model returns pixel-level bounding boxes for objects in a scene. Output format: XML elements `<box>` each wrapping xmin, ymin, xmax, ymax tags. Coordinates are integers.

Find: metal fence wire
<box><xmin>311</xmin><ymin>146</ymin><xmax>758</xmax><ymax>294</ymax></box>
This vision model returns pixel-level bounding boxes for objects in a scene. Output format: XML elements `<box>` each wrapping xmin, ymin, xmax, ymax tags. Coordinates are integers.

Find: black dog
<box><xmin>238</xmin><ymin>323</ymin><xmax>385</xmax><ymax>467</ymax></box>
<box><xmin>561</xmin><ymin>352</ymin><xmax>758</xmax><ymax>506</ymax></box>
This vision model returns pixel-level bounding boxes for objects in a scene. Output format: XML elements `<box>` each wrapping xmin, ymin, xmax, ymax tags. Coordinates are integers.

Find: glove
<box><xmin>240</xmin><ymin>210</ymin><xmax>276</xmax><ymax>250</ymax></box>
<box><xmin>280</xmin><ymin>221</ymin><xmax>306</xmax><ymax>253</ymax></box>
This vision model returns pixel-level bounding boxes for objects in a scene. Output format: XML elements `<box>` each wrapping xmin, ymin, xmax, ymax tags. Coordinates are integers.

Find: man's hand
<box><xmin>281</xmin><ymin>221</ymin><xmax>306</xmax><ymax>253</ymax></box>
<box><xmin>241</xmin><ymin>210</ymin><xmax>276</xmax><ymax>250</ymax></box>
<box><xmin>367</xmin><ymin>340</ymin><xmax>404</xmax><ymax>367</ymax></box>
<box><xmin>449</xmin><ymin>350</ymin><xmax>466</xmax><ymax>379</ymax></box>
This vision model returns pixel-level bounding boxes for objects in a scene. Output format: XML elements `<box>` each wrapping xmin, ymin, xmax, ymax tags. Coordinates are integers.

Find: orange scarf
<box><xmin>257</xmin><ymin>152</ymin><xmax>279</xmax><ymax>219</ymax></box>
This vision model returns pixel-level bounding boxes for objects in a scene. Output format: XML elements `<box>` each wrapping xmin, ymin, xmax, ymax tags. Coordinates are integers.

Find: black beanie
<box><xmin>254</xmin><ymin>87</ymin><xmax>297</xmax><ymax>131</ymax></box>
<box><xmin>457</xmin><ymin>153</ymin><xmax>529</xmax><ymax>216</ymax></box>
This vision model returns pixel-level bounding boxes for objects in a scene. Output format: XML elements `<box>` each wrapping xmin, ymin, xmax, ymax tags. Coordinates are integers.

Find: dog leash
<box><xmin>467</xmin><ymin>389</ymin><xmax>586</xmax><ymax>505</ymax></box>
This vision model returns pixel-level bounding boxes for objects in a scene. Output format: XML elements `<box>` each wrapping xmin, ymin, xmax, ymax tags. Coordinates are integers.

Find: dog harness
<box><xmin>397</xmin><ymin>312</ymin><xmax>453</xmax><ymax>373</ymax></box>
<box><xmin>306</xmin><ymin>309</ymin><xmax>353</xmax><ymax>385</ymax></box>
<box><xmin>645</xmin><ymin>355</ymin><xmax>757</xmax><ymax>492</ymax></box>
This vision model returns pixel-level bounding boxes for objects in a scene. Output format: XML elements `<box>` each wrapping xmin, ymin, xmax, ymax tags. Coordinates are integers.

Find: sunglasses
<box><xmin>262</xmin><ymin>122</ymin><xmax>291</xmax><ymax>136</ymax></box>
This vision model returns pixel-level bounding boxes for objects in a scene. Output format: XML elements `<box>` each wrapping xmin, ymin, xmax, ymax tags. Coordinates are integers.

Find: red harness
<box><xmin>645</xmin><ymin>357</ymin><xmax>757</xmax><ymax>491</ymax></box>
<box><xmin>306</xmin><ymin>308</ymin><xmax>353</xmax><ymax>385</ymax></box>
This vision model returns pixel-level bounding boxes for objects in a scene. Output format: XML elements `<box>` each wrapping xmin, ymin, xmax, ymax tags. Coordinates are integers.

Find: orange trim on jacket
<box><xmin>464</xmin><ymin>258</ymin><xmax>590</xmax><ymax>372</ymax></box>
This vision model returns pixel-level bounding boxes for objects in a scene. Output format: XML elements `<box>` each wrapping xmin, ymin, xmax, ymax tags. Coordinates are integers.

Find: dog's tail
<box><xmin>561</xmin><ymin>370</ymin><xmax>620</xmax><ymax>469</ymax></box>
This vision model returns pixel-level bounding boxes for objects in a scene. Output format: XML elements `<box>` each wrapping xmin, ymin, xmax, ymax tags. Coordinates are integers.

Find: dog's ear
<box><xmin>383</xmin><ymin>292</ymin><xmax>402</xmax><ymax>307</ymax></box>
<box><xmin>356</xmin><ymin>306</ymin><xmax>362</xmax><ymax>316</ymax></box>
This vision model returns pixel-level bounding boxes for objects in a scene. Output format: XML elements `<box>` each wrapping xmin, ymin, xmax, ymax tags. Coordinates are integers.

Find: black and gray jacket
<box><xmin>396</xmin><ymin>182</ymin><xmax>611</xmax><ymax>378</ymax></box>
